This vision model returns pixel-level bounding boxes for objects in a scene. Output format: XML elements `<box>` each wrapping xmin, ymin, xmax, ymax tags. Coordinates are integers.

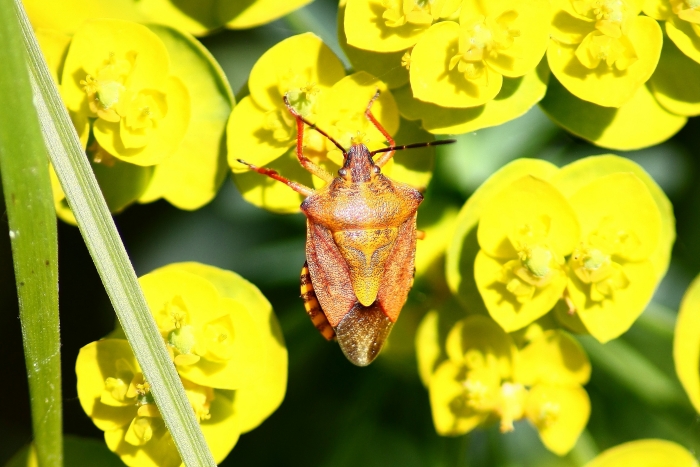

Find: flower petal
<box><xmin>568</xmin><ymin>259</ymin><xmax>657</xmax><ymax>342</ymax></box>
<box><xmin>429</xmin><ymin>360</ymin><xmax>490</xmax><ymax>435</ymax></box>
<box><xmin>674</xmin><ymin>274</ymin><xmax>700</xmax><ymax>413</ymax></box>
<box><xmin>648</xmin><ymin>38</ymin><xmax>700</xmax><ymax>116</ymax></box>
<box><xmin>666</xmin><ymin>17</ymin><xmax>700</xmax><ymax>64</ymax></box>
<box><xmin>344</xmin><ymin>0</ymin><xmax>429</xmax><ymax>52</ymax></box>
<box><xmin>584</xmin><ymin>439</ymin><xmax>698</xmax><ymax>467</ymax></box>
<box><xmin>76</xmin><ymin>339</ymin><xmax>139</xmax><ymax>432</ymax></box>
<box><xmin>477</xmin><ymin>176</ymin><xmax>580</xmax><ymax>258</ymax></box>
<box><xmin>525</xmin><ymin>384</ymin><xmax>590</xmax><ymax>456</ymax></box>
<box><xmin>515</xmin><ymin>330</ymin><xmax>591</xmax><ymax>386</ymax></box>
<box><xmin>138</xmin><ymin>24</ymin><xmax>234</xmax><ymax>209</ymax></box>
<box><xmin>539</xmin><ymin>75</ymin><xmax>686</xmax><ymax>150</ymax></box>
<box><xmin>475</xmin><ymin>250</ymin><xmax>569</xmax><ymax>332</ymax></box>
<box><xmin>248</xmin><ymin>33</ymin><xmax>345</xmax><ymax>111</ymax></box>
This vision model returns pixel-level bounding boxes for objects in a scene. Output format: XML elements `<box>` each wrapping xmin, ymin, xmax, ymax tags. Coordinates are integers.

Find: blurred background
<box><xmin>2</xmin><ymin>0</ymin><xmax>700</xmax><ymax>465</ymax></box>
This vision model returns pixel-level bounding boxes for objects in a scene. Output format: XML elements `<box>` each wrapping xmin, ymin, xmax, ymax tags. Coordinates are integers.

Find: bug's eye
<box><xmin>373</xmin><ymin>166</ymin><xmax>380</xmax><ymax>174</ymax></box>
<box><xmin>339</xmin><ymin>168</ymin><xmax>348</xmax><ymax>177</ymax></box>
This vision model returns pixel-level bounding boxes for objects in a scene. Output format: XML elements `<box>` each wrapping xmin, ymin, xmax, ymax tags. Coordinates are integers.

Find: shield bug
<box><xmin>238</xmin><ymin>91</ymin><xmax>455</xmax><ymax>366</ymax></box>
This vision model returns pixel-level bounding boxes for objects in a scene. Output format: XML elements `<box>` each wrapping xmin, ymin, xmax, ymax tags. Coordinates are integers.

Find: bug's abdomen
<box><xmin>300</xmin><ymin>262</ymin><xmax>335</xmax><ymax>341</ymax></box>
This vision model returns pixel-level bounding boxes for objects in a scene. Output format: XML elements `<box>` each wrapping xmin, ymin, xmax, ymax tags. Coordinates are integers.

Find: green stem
<box><xmin>0</xmin><ymin>0</ymin><xmax>61</xmax><ymax>465</ymax></box>
<box><xmin>12</xmin><ymin>2</ymin><xmax>215</xmax><ymax>466</ymax></box>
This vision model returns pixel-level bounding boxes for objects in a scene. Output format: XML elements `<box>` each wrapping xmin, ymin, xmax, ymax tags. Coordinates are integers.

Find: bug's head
<box><xmin>339</xmin><ymin>143</ymin><xmax>379</xmax><ymax>183</ymax></box>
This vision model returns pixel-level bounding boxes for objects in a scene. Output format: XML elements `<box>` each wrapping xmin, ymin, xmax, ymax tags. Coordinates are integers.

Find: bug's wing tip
<box><xmin>335</xmin><ymin>302</ymin><xmax>393</xmax><ymax>367</ymax></box>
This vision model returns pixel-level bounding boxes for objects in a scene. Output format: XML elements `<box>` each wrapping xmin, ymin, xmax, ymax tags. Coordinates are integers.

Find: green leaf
<box><xmin>0</xmin><ymin>1</ymin><xmax>61</xmax><ymax>466</ymax></box>
<box><xmin>10</xmin><ymin>1</ymin><xmax>216</xmax><ymax>465</ymax></box>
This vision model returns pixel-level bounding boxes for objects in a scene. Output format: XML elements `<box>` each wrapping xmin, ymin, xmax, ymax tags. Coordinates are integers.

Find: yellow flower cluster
<box><xmin>75</xmin><ymin>263</ymin><xmax>287</xmax><ymax>467</ymax></box>
<box><xmin>227</xmin><ymin>33</ymin><xmax>437</xmax><ymax>214</ymax></box>
<box><xmin>424</xmin><ymin>315</ymin><xmax>591</xmax><ymax>455</ymax></box>
<box><xmin>37</xmin><ymin>19</ymin><xmax>233</xmax><ymax>223</ymax></box>
<box><xmin>343</xmin><ymin>0</ymin><xmax>698</xmax><ymax>149</ymax></box>
<box><xmin>446</xmin><ymin>155</ymin><xmax>674</xmax><ymax>343</ymax></box>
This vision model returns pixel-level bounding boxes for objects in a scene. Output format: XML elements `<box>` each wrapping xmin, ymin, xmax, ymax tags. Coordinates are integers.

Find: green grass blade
<box><xmin>0</xmin><ymin>1</ymin><xmax>62</xmax><ymax>465</ymax></box>
<box><xmin>11</xmin><ymin>2</ymin><xmax>216</xmax><ymax>465</ymax></box>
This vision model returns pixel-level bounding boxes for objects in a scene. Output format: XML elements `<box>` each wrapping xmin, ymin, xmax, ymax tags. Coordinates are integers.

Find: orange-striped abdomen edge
<box><xmin>300</xmin><ymin>262</ymin><xmax>335</xmax><ymax>341</ymax></box>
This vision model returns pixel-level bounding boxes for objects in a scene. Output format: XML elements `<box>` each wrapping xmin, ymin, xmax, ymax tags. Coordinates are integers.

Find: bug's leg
<box><xmin>300</xmin><ymin>262</ymin><xmax>335</xmax><ymax>341</ymax></box>
<box><xmin>364</xmin><ymin>90</ymin><xmax>396</xmax><ymax>168</ymax></box>
<box><xmin>283</xmin><ymin>97</ymin><xmax>336</xmax><ymax>183</ymax></box>
<box><xmin>416</xmin><ymin>230</ymin><xmax>426</xmax><ymax>240</ymax></box>
<box><xmin>237</xmin><ymin>159</ymin><xmax>314</xmax><ymax>197</ymax></box>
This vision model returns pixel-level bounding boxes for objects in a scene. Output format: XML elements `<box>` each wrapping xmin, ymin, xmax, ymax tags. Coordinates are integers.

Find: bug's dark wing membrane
<box><xmin>305</xmin><ymin>220</ymin><xmax>356</xmax><ymax>328</ymax></box>
<box><xmin>377</xmin><ymin>213</ymin><xmax>418</xmax><ymax>323</ymax></box>
<box><xmin>335</xmin><ymin>302</ymin><xmax>393</xmax><ymax>367</ymax></box>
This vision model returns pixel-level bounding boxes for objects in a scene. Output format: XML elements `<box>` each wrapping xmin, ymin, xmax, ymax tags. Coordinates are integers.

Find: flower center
<box><xmin>521</xmin><ymin>245</ymin><xmax>553</xmax><ymax>278</ymax></box>
<box><xmin>570</xmin><ymin>245</ymin><xmax>630</xmax><ymax>301</ymax></box>
<box><xmin>536</xmin><ymin>401</ymin><xmax>560</xmax><ymax>428</ymax></box>
<box><xmin>285</xmin><ymin>82</ymin><xmax>320</xmax><ymax>117</ymax></box>
<box><xmin>449</xmin><ymin>12</ymin><xmax>520</xmax><ymax>82</ymax></box>
<box><xmin>80</xmin><ymin>52</ymin><xmax>133</xmax><ymax>122</ymax></box>
<box><xmin>382</xmin><ymin>0</ymin><xmax>434</xmax><ymax>27</ymax></box>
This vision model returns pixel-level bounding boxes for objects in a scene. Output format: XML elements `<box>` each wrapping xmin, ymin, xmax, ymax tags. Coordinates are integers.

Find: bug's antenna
<box><xmin>370</xmin><ymin>139</ymin><xmax>457</xmax><ymax>156</ymax></box>
<box><xmin>283</xmin><ymin>95</ymin><xmax>347</xmax><ymax>156</ymax></box>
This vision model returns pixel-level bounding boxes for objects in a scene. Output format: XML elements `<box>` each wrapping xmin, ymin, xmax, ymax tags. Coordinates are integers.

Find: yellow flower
<box><xmin>42</xmin><ymin>21</ymin><xmax>233</xmax><ymax>223</ymax></box>
<box><xmin>76</xmin><ymin>339</ymin><xmax>238</xmax><ymax>467</ymax></box>
<box><xmin>583</xmin><ymin>439</ymin><xmax>698</xmax><ymax>467</ymax></box>
<box><xmin>61</xmin><ymin>19</ymin><xmax>190</xmax><ymax>167</ymax></box>
<box><xmin>644</xmin><ymin>0</ymin><xmax>700</xmax><ymax>64</ymax></box>
<box><xmin>227</xmin><ymin>33</ymin><xmax>430</xmax><ymax>214</ymax></box>
<box><xmin>550</xmin><ymin>156</ymin><xmax>672</xmax><ymax>342</ymax></box>
<box><xmin>428</xmin><ymin>316</ymin><xmax>591</xmax><ymax>455</ymax></box>
<box><xmin>139</xmin><ymin>266</ymin><xmax>266</xmax><ymax>390</ymax></box>
<box><xmin>76</xmin><ymin>263</ymin><xmax>287</xmax><ymax>465</ymax></box>
<box><xmin>548</xmin><ymin>0</ymin><xmax>663</xmax><ymax>107</ymax></box>
<box><xmin>409</xmin><ymin>0</ymin><xmax>551</xmax><ymax>108</ymax></box>
<box><xmin>474</xmin><ymin>176</ymin><xmax>580</xmax><ymax>331</ymax></box>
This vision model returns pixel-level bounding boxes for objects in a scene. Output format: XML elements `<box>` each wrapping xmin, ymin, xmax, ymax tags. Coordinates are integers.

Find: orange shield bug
<box><xmin>239</xmin><ymin>91</ymin><xmax>454</xmax><ymax>366</ymax></box>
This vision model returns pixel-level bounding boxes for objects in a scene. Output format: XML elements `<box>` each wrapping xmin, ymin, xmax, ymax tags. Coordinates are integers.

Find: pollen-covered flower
<box><xmin>76</xmin><ymin>339</ymin><xmax>238</xmax><ymax>467</ymax></box>
<box><xmin>409</xmin><ymin>0</ymin><xmax>551</xmax><ymax>108</ymax></box>
<box><xmin>550</xmin><ymin>155</ymin><xmax>673</xmax><ymax>342</ymax></box>
<box><xmin>548</xmin><ymin>0</ymin><xmax>663</xmax><ymax>107</ymax></box>
<box><xmin>474</xmin><ymin>175</ymin><xmax>580</xmax><ymax>331</ymax></box>
<box><xmin>227</xmin><ymin>33</ymin><xmax>433</xmax><ymax>214</ymax></box>
<box><xmin>40</xmin><ymin>20</ymin><xmax>233</xmax><ymax>223</ymax></box>
<box><xmin>76</xmin><ymin>263</ymin><xmax>287</xmax><ymax>465</ymax></box>
<box><xmin>61</xmin><ymin>19</ymin><xmax>190</xmax><ymax>167</ymax></box>
<box><xmin>429</xmin><ymin>316</ymin><xmax>590</xmax><ymax>455</ymax></box>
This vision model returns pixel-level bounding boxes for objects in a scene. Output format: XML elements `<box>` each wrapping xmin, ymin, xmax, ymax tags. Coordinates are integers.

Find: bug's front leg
<box><xmin>237</xmin><ymin>159</ymin><xmax>314</xmax><ymax>197</ymax></box>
